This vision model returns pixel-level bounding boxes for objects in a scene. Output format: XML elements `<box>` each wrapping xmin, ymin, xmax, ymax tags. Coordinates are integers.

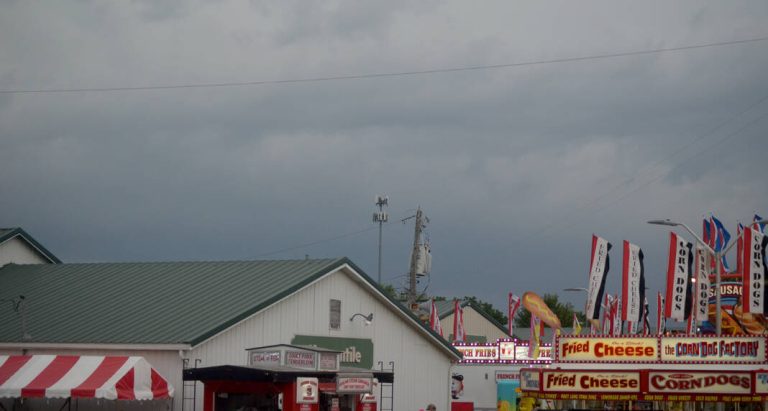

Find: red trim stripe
<box><xmin>150</xmin><ymin>368</ymin><xmax>170</xmax><ymax>399</ymax></box>
<box><xmin>622</xmin><ymin>240</ymin><xmax>630</xmax><ymax>321</ymax></box>
<box><xmin>664</xmin><ymin>232</ymin><xmax>677</xmax><ymax>318</ymax></box>
<box><xmin>0</xmin><ymin>356</ymin><xmax>31</xmax><ymax>386</ymax></box>
<box><xmin>71</xmin><ymin>356</ymin><xmax>129</xmax><ymax>398</ymax></box>
<box><xmin>21</xmin><ymin>356</ymin><xmax>79</xmax><ymax>398</ymax></box>
<box><xmin>115</xmin><ymin>368</ymin><xmax>136</xmax><ymax>400</ymax></box>
<box><xmin>743</xmin><ymin>229</ymin><xmax>752</xmax><ymax>313</ymax></box>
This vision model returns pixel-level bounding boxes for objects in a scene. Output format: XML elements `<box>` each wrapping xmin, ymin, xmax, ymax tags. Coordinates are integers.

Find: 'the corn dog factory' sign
<box><xmin>557</xmin><ymin>337</ymin><xmax>658</xmax><ymax>363</ymax></box>
<box><xmin>659</xmin><ymin>336</ymin><xmax>766</xmax><ymax>363</ymax></box>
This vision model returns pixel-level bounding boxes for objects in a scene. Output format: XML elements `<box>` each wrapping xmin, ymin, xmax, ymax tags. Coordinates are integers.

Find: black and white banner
<box><xmin>743</xmin><ymin>228</ymin><xmax>768</xmax><ymax>314</ymax></box>
<box><xmin>621</xmin><ymin>241</ymin><xmax>645</xmax><ymax>324</ymax></box>
<box><xmin>665</xmin><ymin>232</ymin><xmax>693</xmax><ymax>322</ymax></box>
<box><xmin>695</xmin><ymin>244</ymin><xmax>711</xmax><ymax>321</ymax></box>
<box><xmin>586</xmin><ymin>235</ymin><xmax>611</xmax><ymax>320</ymax></box>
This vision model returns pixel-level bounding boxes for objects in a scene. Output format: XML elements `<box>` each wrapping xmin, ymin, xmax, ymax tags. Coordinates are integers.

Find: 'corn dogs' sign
<box><xmin>557</xmin><ymin>336</ymin><xmax>658</xmax><ymax>363</ymax></box>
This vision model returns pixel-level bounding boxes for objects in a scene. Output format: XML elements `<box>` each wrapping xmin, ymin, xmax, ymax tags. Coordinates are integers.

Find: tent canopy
<box><xmin>0</xmin><ymin>355</ymin><xmax>173</xmax><ymax>400</ymax></box>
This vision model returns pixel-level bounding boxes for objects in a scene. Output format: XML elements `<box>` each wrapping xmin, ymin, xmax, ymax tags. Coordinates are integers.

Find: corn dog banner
<box><xmin>665</xmin><ymin>232</ymin><xmax>694</xmax><ymax>322</ymax></box>
<box><xmin>695</xmin><ymin>244</ymin><xmax>711</xmax><ymax>322</ymax></box>
<box><xmin>621</xmin><ymin>241</ymin><xmax>645</xmax><ymax>326</ymax></box>
<box><xmin>743</xmin><ymin>228</ymin><xmax>768</xmax><ymax>315</ymax></box>
<box><xmin>587</xmin><ymin>235</ymin><xmax>611</xmax><ymax>321</ymax></box>
<box><xmin>522</xmin><ymin>291</ymin><xmax>561</xmax><ymax>329</ymax></box>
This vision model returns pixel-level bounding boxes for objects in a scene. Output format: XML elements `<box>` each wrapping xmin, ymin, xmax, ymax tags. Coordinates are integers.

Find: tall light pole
<box><xmin>373</xmin><ymin>195</ymin><xmax>388</xmax><ymax>284</ymax></box>
<box><xmin>647</xmin><ymin>218</ymin><xmax>767</xmax><ymax>336</ymax></box>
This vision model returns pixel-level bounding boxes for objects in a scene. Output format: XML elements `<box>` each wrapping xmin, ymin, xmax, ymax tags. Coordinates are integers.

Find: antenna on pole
<box><xmin>373</xmin><ymin>195</ymin><xmax>389</xmax><ymax>284</ymax></box>
<box><xmin>406</xmin><ymin>206</ymin><xmax>429</xmax><ymax>311</ymax></box>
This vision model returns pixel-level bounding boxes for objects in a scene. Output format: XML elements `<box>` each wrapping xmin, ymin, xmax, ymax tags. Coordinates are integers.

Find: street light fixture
<box><xmin>647</xmin><ymin>218</ymin><xmax>768</xmax><ymax>336</ymax></box>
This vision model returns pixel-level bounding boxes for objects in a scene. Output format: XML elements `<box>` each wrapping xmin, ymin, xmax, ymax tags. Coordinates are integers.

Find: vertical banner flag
<box><xmin>612</xmin><ymin>295</ymin><xmax>622</xmax><ymax>336</ymax></box>
<box><xmin>712</xmin><ymin>216</ymin><xmax>731</xmax><ymax>272</ymax></box>
<box><xmin>572</xmin><ymin>313</ymin><xmax>582</xmax><ymax>335</ymax></box>
<box><xmin>695</xmin><ymin>245</ymin><xmax>711</xmax><ymax>321</ymax></box>
<box><xmin>602</xmin><ymin>294</ymin><xmax>612</xmax><ymax>334</ymax></box>
<box><xmin>453</xmin><ymin>300</ymin><xmax>465</xmax><ymax>342</ymax></box>
<box><xmin>508</xmin><ymin>293</ymin><xmax>521</xmax><ymax>336</ymax></box>
<box><xmin>737</xmin><ymin>223</ymin><xmax>745</xmax><ymax>275</ymax></box>
<box><xmin>742</xmin><ymin>228</ymin><xmax>768</xmax><ymax>314</ymax></box>
<box><xmin>665</xmin><ymin>232</ymin><xmax>694</xmax><ymax>322</ymax></box>
<box><xmin>621</xmin><ymin>241</ymin><xmax>645</xmax><ymax>326</ymax></box>
<box><xmin>429</xmin><ymin>299</ymin><xmax>443</xmax><ymax>337</ymax></box>
<box><xmin>642</xmin><ymin>297</ymin><xmax>651</xmax><ymax>334</ymax></box>
<box><xmin>529</xmin><ymin>314</ymin><xmax>542</xmax><ymax>358</ymax></box>
<box><xmin>656</xmin><ymin>292</ymin><xmax>666</xmax><ymax>335</ymax></box>
<box><xmin>587</xmin><ymin>235</ymin><xmax>611</xmax><ymax>321</ymax></box>
<box><xmin>754</xmin><ymin>214</ymin><xmax>766</xmax><ymax>233</ymax></box>
<box><xmin>686</xmin><ymin>286</ymin><xmax>697</xmax><ymax>334</ymax></box>
<box><xmin>704</xmin><ymin>219</ymin><xmax>715</xmax><ymax>271</ymax></box>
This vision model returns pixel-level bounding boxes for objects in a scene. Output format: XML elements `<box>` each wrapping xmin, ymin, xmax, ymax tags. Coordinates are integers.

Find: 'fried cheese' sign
<box><xmin>558</xmin><ymin>337</ymin><xmax>658</xmax><ymax>363</ymax></box>
<box><xmin>543</xmin><ymin>370</ymin><xmax>641</xmax><ymax>393</ymax></box>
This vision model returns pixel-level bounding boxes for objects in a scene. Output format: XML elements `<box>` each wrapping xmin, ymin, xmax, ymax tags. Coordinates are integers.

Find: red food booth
<box><xmin>184</xmin><ymin>345</ymin><xmax>391</xmax><ymax>411</ymax></box>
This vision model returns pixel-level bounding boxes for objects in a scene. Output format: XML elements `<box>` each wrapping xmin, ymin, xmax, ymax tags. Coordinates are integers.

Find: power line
<box><xmin>254</xmin><ymin>218</ymin><xmax>401</xmax><ymax>257</ymax></box>
<box><xmin>2</xmin><ymin>35</ymin><xmax>767</xmax><ymax>95</ymax></box>
<box><xmin>528</xmin><ymin>89</ymin><xmax>768</xmax><ymax>241</ymax></box>
<box><xmin>534</xmin><ymin>105</ymin><xmax>768</xmax><ymax>242</ymax></box>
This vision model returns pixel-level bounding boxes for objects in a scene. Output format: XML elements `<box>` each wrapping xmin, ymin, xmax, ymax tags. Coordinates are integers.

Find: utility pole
<box><xmin>373</xmin><ymin>195</ymin><xmax>389</xmax><ymax>284</ymax></box>
<box><xmin>406</xmin><ymin>207</ymin><xmax>425</xmax><ymax>310</ymax></box>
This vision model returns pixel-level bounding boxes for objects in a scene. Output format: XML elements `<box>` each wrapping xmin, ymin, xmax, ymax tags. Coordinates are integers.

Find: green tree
<box><xmin>514</xmin><ymin>293</ymin><xmax>586</xmax><ymax>328</ymax></box>
<box><xmin>379</xmin><ymin>283</ymin><xmax>402</xmax><ymax>300</ymax></box>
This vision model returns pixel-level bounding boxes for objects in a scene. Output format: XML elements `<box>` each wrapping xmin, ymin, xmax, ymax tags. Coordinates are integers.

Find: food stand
<box><xmin>520</xmin><ymin>335</ymin><xmax>768</xmax><ymax>409</ymax></box>
<box><xmin>184</xmin><ymin>345</ymin><xmax>392</xmax><ymax>411</ymax></box>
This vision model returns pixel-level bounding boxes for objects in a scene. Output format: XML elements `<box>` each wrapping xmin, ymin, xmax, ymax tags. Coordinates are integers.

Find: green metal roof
<box><xmin>0</xmin><ymin>258</ymin><xmax>461</xmax><ymax>358</ymax></box>
<box><xmin>0</xmin><ymin>258</ymin><xmax>346</xmax><ymax>345</ymax></box>
<box><xmin>0</xmin><ymin>227</ymin><xmax>61</xmax><ymax>263</ymax></box>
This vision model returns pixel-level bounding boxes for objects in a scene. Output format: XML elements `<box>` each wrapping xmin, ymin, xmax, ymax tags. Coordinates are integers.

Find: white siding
<box><xmin>440</xmin><ymin>307</ymin><xmax>509</xmax><ymax>343</ymax></box>
<box><xmin>190</xmin><ymin>266</ymin><xmax>455</xmax><ymax>411</ymax></box>
<box><xmin>0</xmin><ymin>237</ymin><xmax>50</xmax><ymax>266</ymax></box>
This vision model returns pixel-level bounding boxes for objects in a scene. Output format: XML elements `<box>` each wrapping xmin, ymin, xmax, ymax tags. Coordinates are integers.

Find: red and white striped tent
<box><xmin>0</xmin><ymin>355</ymin><xmax>173</xmax><ymax>400</ymax></box>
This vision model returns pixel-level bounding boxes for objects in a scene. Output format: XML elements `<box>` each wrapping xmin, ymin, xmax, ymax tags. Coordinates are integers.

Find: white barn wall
<box><xmin>440</xmin><ymin>308</ymin><xmax>509</xmax><ymax>342</ymax></box>
<box><xmin>189</xmin><ymin>266</ymin><xmax>454</xmax><ymax>411</ymax></box>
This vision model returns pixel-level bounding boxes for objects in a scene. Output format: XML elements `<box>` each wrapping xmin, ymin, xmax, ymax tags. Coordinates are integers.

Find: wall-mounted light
<box><xmin>350</xmin><ymin>313</ymin><xmax>374</xmax><ymax>326</ymax></box>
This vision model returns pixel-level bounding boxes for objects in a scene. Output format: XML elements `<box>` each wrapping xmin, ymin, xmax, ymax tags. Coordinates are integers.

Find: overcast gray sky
<box><xmin>1</xmin><ymin>1</ymin><xmax>767</xmax><ymax>316</ymax></box>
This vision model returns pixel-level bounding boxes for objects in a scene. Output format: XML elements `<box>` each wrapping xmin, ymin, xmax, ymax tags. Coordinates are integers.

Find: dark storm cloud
<box><xmin>1</xmin><ymin>1</ymin><xmax>767</xmax><ymax>312</ymax></box>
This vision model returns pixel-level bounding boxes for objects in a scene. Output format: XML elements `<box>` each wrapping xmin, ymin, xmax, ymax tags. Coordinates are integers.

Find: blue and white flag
<box><xmin>754</xmin><ymin>214</ymin><xmax>766</xmax><ymax>233</ymax></box>
<box><xmin>712</xmin><ymin>216</ymin><xmax>731</xmax><ymax>271</ymax></box>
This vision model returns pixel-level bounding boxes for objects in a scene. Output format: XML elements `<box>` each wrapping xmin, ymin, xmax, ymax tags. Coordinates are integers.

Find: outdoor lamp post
<box><xmin>647</xmin><ymin>218</ymin><xmax>768</xmax><ymax>336</ymax></box>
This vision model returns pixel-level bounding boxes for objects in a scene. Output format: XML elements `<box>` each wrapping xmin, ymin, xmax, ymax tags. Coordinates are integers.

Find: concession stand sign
<box><xmin>648</xmin><ymin>371</ymin><xmax>751</xmax><ymax>395</ymax></box>
<box><xmin>755</xmin><ymin>371</ymin><xmax>768</xmax><ymax>398</ymax></box>
<box><xmin>455</xmin><ymin>344</ymin><xmax>499</xmax><ymax>361</ymax></box>
<box><xmin>520</xmin><ymin>369</ymin><xmax>541</xmax><ymax>391</ymax></box>
<box><xmin>557</xmin><ymin>336</ymin><xmax>658</xmax><ymax>363</ymax></box>
<box><xmin>542</xmin><ymin>370</ymin><xmax>641</xmax><ymax>394</ymax></box>
<box><xmin>659</xmin><ymin>336</ymin><xmax>767</xmax><ymax>364</ymax></box>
